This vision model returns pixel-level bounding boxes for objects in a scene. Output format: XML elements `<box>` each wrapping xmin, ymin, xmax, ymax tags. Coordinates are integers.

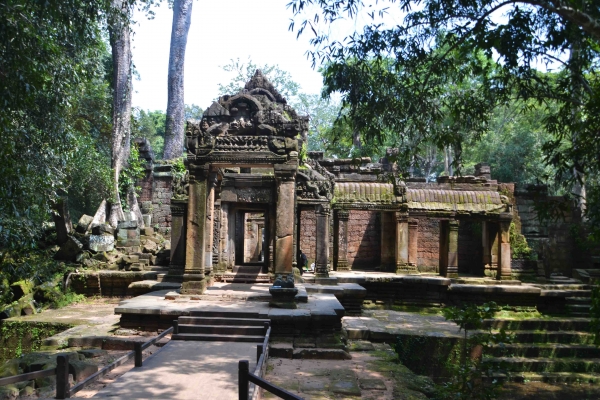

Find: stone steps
<box><xmin>178</xmin><ymin>316</ymin><xmax>270</xmax><ymax>326</ymax></box>
<box><xmin>178</xmin><ymin>324</ymin><xmax>266</xmax><ymax>336</ymax></box>
<box><xmin>216</xmin><ymin>273</ymin><xmax>271</xmax><ymax>284</ymax></box>
<box><xmin>488</xmin><ymin>371</ymin><xmax>600</xmax><ymax>384</ymax></box>
<box><xmin>502</xmin><ymin>330</ymin><xmax>595</xmax><ymax>345</ymax></box>
<box><xmin>484</xmin><ymin>356</ymin><xmax>600</xmax><ymax>373</ymax></box>
<box><xmin>483</xmin><ymin>318</ymin><xmax>590</xmax><ymax>331</ymax></box>
<box><xmin>171</xmin><ymin>333</ymin><xmax>265</xmax><ymax>342</ymax></box>
<box><xmin>172</xmin><ymin>311</ymin><xmax>270</xmax><ymax>343</ymax></box>
<box><xmin>488</xmin><ymin>343</ymin><xmax>600</xmax><ymax>358</ymax></box>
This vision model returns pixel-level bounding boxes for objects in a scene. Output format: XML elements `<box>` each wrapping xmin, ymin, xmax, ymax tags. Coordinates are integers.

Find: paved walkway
<box><xmin>93</xmin><ymin>341</ymin><xmax>257</xmax><ymax>399</ymax></box>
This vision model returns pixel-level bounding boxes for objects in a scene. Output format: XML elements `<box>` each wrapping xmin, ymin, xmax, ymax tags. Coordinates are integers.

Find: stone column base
<box><xmin>269</xmin><ymin>287</ymin><xmax>298</xmax><ymax>309</ymax></box>
<box><xmin>336</xmin><ymin>262</ymin><xmax>351</xmax><ymax>271</ymax></box>
<box><xmin>181</xmin><ymin>274</ymin><xmax>209</xmax><ymax>295</ymax></box>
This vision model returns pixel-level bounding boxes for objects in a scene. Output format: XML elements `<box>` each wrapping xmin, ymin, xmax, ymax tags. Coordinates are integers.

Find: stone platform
<box><xmin>115</xmin><ymin>285</ymin><xmax>345</xmax><ymax>335</ymax></box>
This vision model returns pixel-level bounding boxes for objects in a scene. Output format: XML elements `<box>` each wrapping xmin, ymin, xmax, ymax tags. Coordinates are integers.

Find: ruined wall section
<box><xmin>137</xmin><ymin>164</ymin><xmax>173</xmax><ymax>235</ymax></box>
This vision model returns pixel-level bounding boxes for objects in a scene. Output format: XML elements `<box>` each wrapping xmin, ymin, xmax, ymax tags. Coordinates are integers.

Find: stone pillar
<box><xmin>408</xmin><ymin>218</ymin><xmax>419</xmax><ymax>268</ymax></box>
<box><xmin>380</xmin><ymin>212</ymin><xmax>396</xmax><ymax>271</ymax></box>
<box><xmin>167</xmin><ymin>199</ymin><xmax>187</xmax><ymax>281</ymax></box>
<box><xmin>273</xmin><ymin>165</ymin><xmax>296</xmax><ymax>278</ymax></box>
<box><xmin>439</xmin><ymin>219</ymin><xmax>459</xmax><ymax>278</ymax></box>
<box><xmin>395</xmin><ymin>212</ymin><xmax>415</xmax><ymax>273</ymax></box>
<box><xmin>483</xmin><ymin>222</ymin><xmax>500</xmax><ymax>277</ymax></box>
<box><xmin>182</xmin><ymin>166</ymin><xmax>207</xmax><ymax>294</ymax></box>
<box><xmin>334</xmin><ymin>209</ymin><xmax>350</xmax><ymax>271</ymax></box>
<box><xmin>204</xmin><ymin>171</ymin><xmax>217</xmax><ymax>276</ymax></box>
<box><xmin>216</xmin><ymin>203</ymin><xmax>228</xmax><ymax>272</ymax></box>
<box><xmin>497</xmin><ymin>214</ymin><xmax>512</xmax><ymax>280</ymax></box>
<box><xmin>315</xmin><ymin>204</ymin><xmax>331</xmax><ymax>278</ymax></box>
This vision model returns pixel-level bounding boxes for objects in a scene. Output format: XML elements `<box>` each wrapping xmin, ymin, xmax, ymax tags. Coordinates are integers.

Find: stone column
<box><xmin>395</xmin><ymin>212</ymin><xmax>414</xmax><ymax>273</ymax></box>
<box><xmin>497</xmin><ymin>214</ymin><xmax>512</xmax><ymax>280</ymax></box>
<box><xmin>315</xmin><ymin>204</ymin><xmax>331</xmax><ymax>278</ymax></box>
<box><xmin>273</xmin><ymin>165</ymin><xmax>296</xmax><ymax>278</ymax></box>
<box><xmin>439</xmin><ymin>219</ymin><xmax>459</xmax><ymax>278</ymax></box>
<box><xmin>182</xmin><ymin>166</ymin><xmax>207</xmax><ymax>294</ymax></box>
<box><xmin>204</xmin><ymin>171</ymin><xmax>217</xmax><ymax>277</ymax></box>
<box><xmin>167</xmin><ymin>199</ymin><xmax>187</xmax><ymax>281</ymax></box>
<box><xmin>408</xmin><ymin>218</ymin><xmax>419</xmax><ymax>268</ymax></box>
<box><xmin>380</xmin><ymin>212</ymin><xmax>396</xmax><ymax>271</ymax></box>
<box><xmin>334</xmin><ymin>209</ymin><xmax>350</xmax><ymax>271</ymax></box>
<box><xmin>484</xmin><ymin>222</ymin><xmax>500</xmax><ymax>277</ymax></box>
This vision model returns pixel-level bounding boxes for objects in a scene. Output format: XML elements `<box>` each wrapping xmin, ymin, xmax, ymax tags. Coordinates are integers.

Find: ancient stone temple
<box><xmin>165</xmin><ymin>71</ymin><xmax>514</xmax><ymax>296</ymax></box>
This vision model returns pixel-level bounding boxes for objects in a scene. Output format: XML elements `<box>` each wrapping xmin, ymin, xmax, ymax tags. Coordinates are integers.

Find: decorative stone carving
<box><xmin>172</xmin><ymin>171</ymin><xmax>189</xmax><ymax>200</ymax></box>
<box><xmin>297</xmin><ymin>159</ymin><xmax>335</xmax><ymax>200</ymax></box>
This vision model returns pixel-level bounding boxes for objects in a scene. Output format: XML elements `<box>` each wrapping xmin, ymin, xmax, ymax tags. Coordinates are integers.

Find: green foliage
<box><xmin>0</xmin><ymin>1</ymin><xmax>114</xmax><ymax>250</ymax></box>
<box><xmin>289</xmin><ymin>0</ymin><xmax>600</xmax><ymax>231</ymax></box>
<box><xmin>509</xmin><ymin>222</ymin><xmax>533</xmax><ymax>260</ymax></box>
<box><xmin>0</xmin><ymin>321</ymin><xmax>73</xmax><ymax>362</ymax></box>
<box><xmin>118</xmin><ymin>143</ymin><xmax>146</xmax><ymax>210</ymax></box>
<box><xmin>218</xmin><ymin>57</ymin><xmax>300</xmax><ymax>100</ymax></box>
<box><xmin>437</xmin><ymin>302</ymin><xmax>511</xmax><ymax>399</ymax></box>
<box><xmin>133</xmin><ymin>109</ymin><xmax>166</xmax><ymax>158</ymax></box>
<box><xmin>171</xmin><ymin>156</ymin><xmax>187</xmax><ymax>179</ymax></box>
<box><xmin>591</xmin><ymin>285</ymin><xmax>600</xmax><ymax>346</ymax></box>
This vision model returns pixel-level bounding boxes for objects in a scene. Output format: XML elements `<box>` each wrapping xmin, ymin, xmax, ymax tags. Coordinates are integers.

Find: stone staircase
<box><xmin>483</xmin><ymin>318</ymin><xmax>600</xmax><ymax>383</ymax></box>
<box><xmin>536</xmin><ymin>284</ymin><xmax>592</xmax><ymax>317</ymax></box>
<box><xmin>172</xmin><ymin>311</ymin><xmax>270</xmax><ymax>343</ymax></box>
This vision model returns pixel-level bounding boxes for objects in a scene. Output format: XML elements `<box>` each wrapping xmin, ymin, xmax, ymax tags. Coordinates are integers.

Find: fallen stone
<box><xmin>292</xmin><ymin>348</ymin><xmax>351</xmax><ymax>360</ymax></box>
<box><xmin>348</xmin><ymin>340</ymin><xmax>375</xmax><ymax>351</ymax></box>
<box><xmin>122</xmin><ymin>255</ymin><xmax>139</xmax><ymax>264</ymax></box>
<box><xmin>92</xmin><ymin>224</ymin><xmax>115</xmax><ymax>236</ymax></box>
<box><xmin>0</xmin><ymin>359</ymin><xmax>20</xmax><ymax>378</ymax></box>
<box><xmin>142</xmin><ymin>240</ymin><xmax>158</xmax><ymax>253</ymax></box>
<box><xmin>330</xmin><ymin>379</ymin><xmax>361</xmax><ymax>396</ymax></box>
<box><xmin>54</xmin><ymin>236</ymin><xmax>83</xmax><ymax>262</ymax></box>
<box><xmin>10</xmin><ymin>280</ymin><xmax>33</xmax><ymax>301</ymax></box>
<box><xmin>359</xmin><ymin>378</ymin><xmax>387</xmax><ymax>390</ymax></box>
<box><xmin>117</xmin><ymin>220</ymin><xmax>138</xmax><ymax>230</ymax></box>
<box><xmin>77</xmin><ymin>349</ymin><xmax>108</xmax><ymax>359</ymax></box>
<box><xmin>19</xmin><ymin>386</ymin><xmax>35</xmax><ymax>397</ymax></box>
<box><xmin>89</xmin><ymin>235</ymin><xmax>115</xmax><ymax>252</ymax></box>
<box><xmin>0</xmin><ymin>384</ymin><xmax>19</xmax><ymax>400</ymax></box>
<box><xmin>69</xmin><ymin>360</ymin><xmax>98</xmax><ymax>381</ymax></box>
<box><xmin>75</xmin><ymin>214</ymin><xmax>94</xmax><ymax>233</ymax></box>
<box><xmin>142</xmin><ymin>227</ymin><xmax>154</xmax><ymax>236</ymax></box>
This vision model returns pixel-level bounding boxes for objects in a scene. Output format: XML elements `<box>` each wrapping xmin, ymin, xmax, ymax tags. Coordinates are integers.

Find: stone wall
<box><xmin>417</xmin><ymin>219</ymin><xmax>439</xmax><ymax>270</ymax></box>
<box><xmin>347</xmin><ymin>210</ymin><xmax>381</xmax><ymax>269</ymax></box>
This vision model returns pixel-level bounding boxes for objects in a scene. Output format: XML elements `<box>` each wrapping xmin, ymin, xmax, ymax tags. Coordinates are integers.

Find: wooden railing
<box><xmin>238</xmin><ymin>323</ymin><xmax>303</xmax><ymax>400</ymax></box>
<box><xmin>0</xmin><ymin>326</ymin><xmax>173</xmax><ymax>399</ymax></box>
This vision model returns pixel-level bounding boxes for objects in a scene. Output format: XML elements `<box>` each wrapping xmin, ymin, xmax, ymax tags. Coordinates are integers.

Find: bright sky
<box><xmin>131</xmin><ymin>0</ymin><xmax>325</xmax><ymax>112</ymax></box>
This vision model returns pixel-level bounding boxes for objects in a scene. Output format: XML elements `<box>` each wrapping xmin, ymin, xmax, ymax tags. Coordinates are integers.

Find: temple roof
<box><xmin>406</xmin><ymin>189</ymin><xmax>506</xmax><ymax>213</ymax></box>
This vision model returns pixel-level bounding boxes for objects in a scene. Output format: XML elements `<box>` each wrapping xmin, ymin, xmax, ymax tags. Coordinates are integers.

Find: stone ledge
<box><xmin>448</xmin><ymin>284</ymin><xmax>541</xmax><ymax>294</ymax></box>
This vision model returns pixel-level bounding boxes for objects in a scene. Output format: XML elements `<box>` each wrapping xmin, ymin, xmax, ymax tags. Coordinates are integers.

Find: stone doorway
<box><xmin>231</xmin><ymin>206</ymin><xmax>270</xmax><ymax>274</ymax></box>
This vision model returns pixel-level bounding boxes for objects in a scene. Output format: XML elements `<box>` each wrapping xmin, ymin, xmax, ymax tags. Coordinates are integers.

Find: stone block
<box><xmin>77</xmin><ymin>349</ymin><xmax>108</xmax><ymax>359</ymax></box>
<box><xmin>91</xmin><ymin>224</ymin><xmax>115</xmax><ymax>236</ymax></box>
<box><xmin>75</xmin><ymin>214</ymin><xmax>94</xmax><ymax>233</ymax></box>
<box><xmin>89</xmin><ymin>235</ymin><xmax>115</xmax><ymax>252</ymax></box>
<box><xmin>142</xmin><ymin>227</ymin><xmax>154</xmax><ymax>236</ymax></box>
<box><xmin>122</xmin><ymin>255</ymin><xmax>139</xmax><ymax>264</ymax></box>
<box><xmin>54</xmin><ymin>236</ymin><xmax>83</xmax><ymax>262</ymax></box>
<box><xmin>142</xmin><ymin>214</ymin><xmax>152</xmax><ymax>227</ymax></box>
<box><xmin>117</xmin><ymin>220</ymin><xmax>138</xmax><ymax>230</ymax></box>
<box><xmin>68</xmin><ymin>360</ymin><xmax>98</xmax><ymax>382</ymax></box>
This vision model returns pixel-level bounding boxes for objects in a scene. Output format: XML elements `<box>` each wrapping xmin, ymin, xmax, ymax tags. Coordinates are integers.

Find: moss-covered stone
<box><xmin>10</xmin><ymin>280</ymin><xmax>33</xmax><ymax>301</ymax></box>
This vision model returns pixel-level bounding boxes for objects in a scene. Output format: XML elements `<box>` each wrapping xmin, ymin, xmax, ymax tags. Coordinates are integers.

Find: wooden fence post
<box><xmin>56</xmin><ymin>354</ymin><xmax>70</xmax><ymax>399</ymax></box>
<box><xmin>134</xmin><ymin>342</ymin><xmax>143</xmax><ymax>368</ymax></box>
<box><xmin>173</xmin><ymin>320</ymin><xmax>179</xmax><ymax>334</ymax></box>
<box><xmin>239</xmin><ymin>360</ymin><xmax>249</xmax><ymax>400</ymax></box>
<box><xmin>263</xmin><ymin>322</ymin><xmax>269</xmax><ymax>335</ymax></box>
<box><xmin>257</xmin><ymin>344</ymin><xmax>263</xmax><ymax>364</ymax></box>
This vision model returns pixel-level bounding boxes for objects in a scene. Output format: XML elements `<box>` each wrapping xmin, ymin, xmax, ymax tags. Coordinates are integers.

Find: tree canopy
<box><xmin>288</xmin><ymin>0</ymin><xmax>600</xmax><ymax>231</ymax></box>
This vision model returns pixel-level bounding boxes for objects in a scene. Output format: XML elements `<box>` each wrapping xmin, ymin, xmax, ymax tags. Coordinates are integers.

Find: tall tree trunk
<box><xmin>108</xmin><ymin>0</ymin><xmax>132</xmax><ymax>227</ymax></box>
<box><xmin>163</xmin><ymin>0</ymin><xmax>194</xmax><ymax>160</ymax></box>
